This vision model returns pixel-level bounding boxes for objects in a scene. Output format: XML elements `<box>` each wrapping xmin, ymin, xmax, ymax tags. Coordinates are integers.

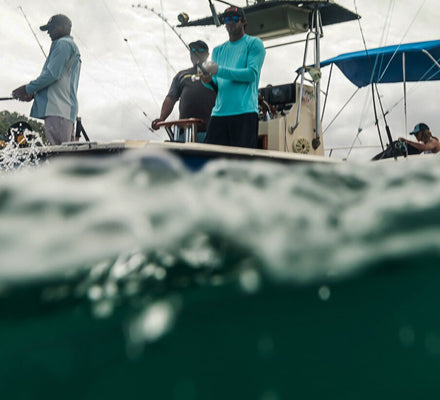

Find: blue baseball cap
<box><xmin>410</xmin><ymin>123</ymin><xmax>429</xmax><ymax>135</ymax></box>
<box><xmin>189</xmin><ymin>40</ymin><xmax>209</xmax><ymax>52</ymax></box>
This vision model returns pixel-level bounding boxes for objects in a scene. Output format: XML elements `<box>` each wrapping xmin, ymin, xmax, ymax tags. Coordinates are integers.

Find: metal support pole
<box><xmin>312</xmin><ymin>7</ymin><xmax>323</xmax><ymax>149</ymax></box>
<box><xmin>173</xmin><ymin>126</ymin><xmax>180</xmax><ymax>141</ymax></box>
<box><xmin>191</xmin><ymin>123</ymin><xmax>197</xmax><ymax>142</ymax></box>
<box><xmin>422</xmin><ymin>49</ymin><xmax>440</xmax><ymax>70</ymax></box>
<box><xmin>402</xmin><ymin>52</ymin><xmax>408</xmax><ymax>137</ymax></box>
<box><xmin>289</xmin><ymin>31</ymin><xmax>312</xmax><ymax>141</ymax></box>
<box><xmin>184</xmin><ymin>127</ymin><xmax>190</xmax><ymax>142</ymax></box>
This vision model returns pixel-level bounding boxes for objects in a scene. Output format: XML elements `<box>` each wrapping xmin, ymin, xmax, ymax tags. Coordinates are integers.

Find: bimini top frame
<box><xmin>178</xmin><ymin>1</ymin><xmax>359</xmax><ymax>41</ymax></box>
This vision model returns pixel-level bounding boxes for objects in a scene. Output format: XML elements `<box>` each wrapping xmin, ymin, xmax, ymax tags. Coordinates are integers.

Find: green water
<box><xmin>1</xmin><ymin>152</ymin><xmax>440</xmax><ymax>398</ymax></box>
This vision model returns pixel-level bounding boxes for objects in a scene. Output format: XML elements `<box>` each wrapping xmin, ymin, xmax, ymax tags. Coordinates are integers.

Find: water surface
<box><xmin>1</xmin><ymin>150</ymin><xmax>440</xmax><ymax>399</ymax></box>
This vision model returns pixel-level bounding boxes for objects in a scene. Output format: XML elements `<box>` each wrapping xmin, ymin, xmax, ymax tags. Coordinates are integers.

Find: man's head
<box><xmin>410</xmin><ymin>122</ymin><xmax>429</xmax><ymax>135</ymax></box>
<box><xmin>222</xmin><ymin>7</ymin><xmax>246</xmax><ymax>41</ymax></box>
<box><xmin>189</xmin><ymin>40</ymin><xmax>209</xmax><ymax>65</ymax></box>
<box><xmin>40</xmin><ymin>14</ymin><xmax>72</xmax><ymax>41</ymax></box>
<box><xmin>410</xmin><ymin>122</ymin><xmax>433</xmax><ymax>143</ymax></box>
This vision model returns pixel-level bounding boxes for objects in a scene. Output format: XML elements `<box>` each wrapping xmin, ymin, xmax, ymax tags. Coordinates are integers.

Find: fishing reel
<box><xmin>177</xmin><ymin>12</ymin><xmax>189</xmax><ymax>24</ymax></box>
<box><xmin>191</xmin><ymin>61</ymin><xmax>216</xmax><ymax>82</ymax></box>
<box><xmin>396</xmin><ymin>138</ymin><xmax>408</xmax><ymax>157</ymax></box>
<box><xmin>191</xmin><ymin>71</ymin><xmax>201</xmax><ymax>82</ymax></box>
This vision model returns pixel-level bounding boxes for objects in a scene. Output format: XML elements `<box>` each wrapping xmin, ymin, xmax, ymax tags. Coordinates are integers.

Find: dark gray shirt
<box><xmin>167</xmin><ymin>66</ymin><xmax>216</xmax><ymax>131</ymax></box>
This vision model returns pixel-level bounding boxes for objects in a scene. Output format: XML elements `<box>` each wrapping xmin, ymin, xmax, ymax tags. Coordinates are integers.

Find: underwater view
<box><xmin>1</xmin><ymin>150</ymin><xmax>440</xmax><ymax>399</ymax></box>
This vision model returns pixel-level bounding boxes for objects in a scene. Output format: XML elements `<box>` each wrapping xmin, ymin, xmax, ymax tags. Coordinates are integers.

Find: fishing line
<box><xmin>351</xmin><ymin>0</ymin><xmax>397</xmax><ymax>159</ymax></box>
<box><xmin>322</xmin><ymin>87</ymin><xmax>361</xmax><ymax>136</ymax></box>
<box><xmin>377</xmin><ymin>0</ymin><xmax>427</xmax><ymax>83</ymax></box>
<box><xmin>379</xmin><ymin>0</ymin><xmax>395</xmax><ymax>47</ymax></box>
<box><xmin>159</xmin><ymin>0</ymin><xmax>171</xmax><ymax>85</ymax></box>
<box><xmin>155</xmin><ymin>46</ymin><xmax>177</xmax><ymax>74</ymax></box>
<box><xmin>352</xmin><ymin>1</ymin><xmax>388</xmax><ymax>131</ymax></box>
<box><xmin>360</xmin><ymin>0</ymin><xmax>429</xmax><ymax>142</ymax></box>
<box><xmin>102</xmin><ymin>0</ymin><xmax>160</xmax><ymax>110</ymax></box>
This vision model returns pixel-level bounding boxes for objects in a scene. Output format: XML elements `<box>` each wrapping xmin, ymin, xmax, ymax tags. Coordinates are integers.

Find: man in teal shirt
<box><xmin>201</xmin><ymin>6</ymin><xmax>265</xmax><ymax>148</ymax></box>
<box><xmin>12</xmin><ymin>14</ymin><xmax>81</xmax><ymax>145</ymax></box>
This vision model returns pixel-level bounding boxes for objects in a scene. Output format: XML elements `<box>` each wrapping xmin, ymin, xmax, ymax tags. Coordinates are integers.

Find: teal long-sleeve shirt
<box><xmin>26</xmin><ymin>35</ymin><xmax>81</xmax><ymax>122</ymax></box>
<box><xmin>207</xmin><ymin>34</ymin><xmax>265</xmax><ymax>117</ymax></box>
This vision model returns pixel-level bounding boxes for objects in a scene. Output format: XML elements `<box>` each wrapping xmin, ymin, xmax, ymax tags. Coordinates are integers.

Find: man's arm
<box><xmin>26</xmin><ymin>40</ymin><xmax>73</xmax><ymax>94</ymax></box>
<box><xmin>400</xmin><ymin>137</ymin><xmax>435</xmax><ymax>152</ymax></box>
<box><xmin>215</xmin><ymin>39</ymin><xmax>265</xmax><ymax>82</ymax></box>
<box><xmin>151</xmin><ymin>96</ymin><xmax>177</xmax><ymax>130</ymax></box>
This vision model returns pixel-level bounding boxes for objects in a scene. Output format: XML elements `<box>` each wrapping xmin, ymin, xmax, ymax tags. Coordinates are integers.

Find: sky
<box><xmin>0</xmin><ymin>0</ymin><xmax>439</xmax><ymax>159</ymax></box>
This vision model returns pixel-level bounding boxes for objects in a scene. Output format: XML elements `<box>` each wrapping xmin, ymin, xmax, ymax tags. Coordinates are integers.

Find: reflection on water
<box><xmin>1</xmin><ymin>150</ymin><xmax>440</xmax><ymax>398</ymax></box>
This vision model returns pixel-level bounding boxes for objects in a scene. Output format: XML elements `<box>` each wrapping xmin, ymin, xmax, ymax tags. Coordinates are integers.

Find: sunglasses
<box><xmin>190</xmin><ymin>47</ymin><xmax>206</xmax><ymax>53</ymax></box>
<box><xmin>224</xmin><ymin>15</ymin><xmax>241</xmax><ymax>24</ymax></box>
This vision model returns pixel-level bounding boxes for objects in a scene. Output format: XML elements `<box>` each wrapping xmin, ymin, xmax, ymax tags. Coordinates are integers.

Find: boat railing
<box><xmin>156</xmin><ymin>118</ymin><xmax>204</xmax><ymax>143</ymax></box>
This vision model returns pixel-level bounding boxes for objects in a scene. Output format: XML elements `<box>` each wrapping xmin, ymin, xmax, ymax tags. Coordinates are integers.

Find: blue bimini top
<box><xmin>319</xmin><ymin>39</ymin><xmax>440</xmax><ymax>87</ymax></box>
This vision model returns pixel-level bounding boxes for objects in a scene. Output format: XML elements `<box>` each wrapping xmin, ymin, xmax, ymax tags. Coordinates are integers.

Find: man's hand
<box><xmin>201</xmin><ymin>73</ymin><xmax>213</xmax><ymax>84</ymax></box>
<box><xmin>202</xmin><ymin>60</ymin><xmax>218</xmax><ymax>75</ymax></box>
<box><xmin>12</xmin><ymin>85</ymin><xmax>34</xmax><ymax>102</ymax></box>
<box><xmin>151</xmin><ymin>118</ymin><xmax>164</xmax><ymax>130</ymax></box>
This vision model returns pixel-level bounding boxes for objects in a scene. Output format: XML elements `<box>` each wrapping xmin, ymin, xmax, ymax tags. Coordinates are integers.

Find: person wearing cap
<box><xmin>151</xmin><ymin>40</ymin><xmax>216</xmax><ymax>142</ymax></box>
<box><xmin>12</xmin><ymin>14</ymin><xmax>81</xmax><ymax>145</ymax></box>
<box><xmin>201</xmin><ymin>6</ymin><xmax>266</xmax><ymax>148</ymax></box>
<box><xmin>399</xmin><ymin>123</ymin><xmax>440</xmax><ymax>154</ymax></box>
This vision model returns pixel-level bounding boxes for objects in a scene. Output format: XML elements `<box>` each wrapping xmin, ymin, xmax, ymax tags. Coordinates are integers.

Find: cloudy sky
<box><xmin>0</xmin><ymin>0</ymin><xmax>438</xmax><ymax>159</ymax></box>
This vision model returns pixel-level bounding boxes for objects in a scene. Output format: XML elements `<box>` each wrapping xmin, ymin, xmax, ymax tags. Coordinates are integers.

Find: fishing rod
<box><xmin>18</xmin><ymin>6</ymin><xmax>47</xmax><ymax>59</ymax></box>
<box><xmin>207</xmin><ymin>0</ymin><xmax>239</xmax><ymax>27</ymax></box>
<box><xmin>133</xmin><ymin>4</ymin><xmax>190</xmax><ymax>50</ymax></box>
<box><xmin>0</xmin><ymin>97</ymin><xmax>14</xmax><ymax>101</ymax></box>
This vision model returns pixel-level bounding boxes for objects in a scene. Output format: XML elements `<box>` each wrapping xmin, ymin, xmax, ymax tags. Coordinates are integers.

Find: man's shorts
<box><xmin>205</xmin><ymin>113</ymin><xmax>258</xmax><ymax>148</ymax></box>
<box><xmin>44</xmin><ymin>116</ymin><xmax>74</xmax><ymax>145</ymax></box>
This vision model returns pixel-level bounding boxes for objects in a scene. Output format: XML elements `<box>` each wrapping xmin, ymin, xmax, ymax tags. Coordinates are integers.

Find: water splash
<box><xmin>0</xmin><ymin>135</ymin><xmax>47</xmax><ymax>170</ymax></box>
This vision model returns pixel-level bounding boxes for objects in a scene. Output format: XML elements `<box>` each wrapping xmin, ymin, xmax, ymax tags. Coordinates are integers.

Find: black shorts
<box><xmin>205</xmin><ymin>113</ymin><xmax>258</xmax><ymax>148</ymax></box>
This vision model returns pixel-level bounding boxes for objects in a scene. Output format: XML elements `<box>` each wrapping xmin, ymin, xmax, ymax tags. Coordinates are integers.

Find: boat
<box><xmin>3</xmin><ymin>0</ymin><xmax>439</xmax><ymax>169</ymax></box>
<box><xmin>1</xmin><ymin>0</ymin><xmax>359</xmax><ymax>170</ymax></box>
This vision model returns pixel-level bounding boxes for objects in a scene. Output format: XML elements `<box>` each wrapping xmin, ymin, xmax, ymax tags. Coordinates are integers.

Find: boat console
<box><xmin>258</xmin><ymin>82</ymin><xmax>322</xmax><ymax>155</ymax></box>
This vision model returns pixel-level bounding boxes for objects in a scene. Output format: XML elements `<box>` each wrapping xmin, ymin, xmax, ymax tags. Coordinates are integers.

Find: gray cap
<box><xmin>40</xmin><ymin>14</ymin><xmax>72</xmax><ymax>31</ymax></box>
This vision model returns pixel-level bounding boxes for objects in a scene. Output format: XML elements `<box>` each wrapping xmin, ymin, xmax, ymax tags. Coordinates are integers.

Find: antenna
<box><xmin>209</xmin><ymin>0</ymin><xmax>221</xmax><ymax>27</ymax></box>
